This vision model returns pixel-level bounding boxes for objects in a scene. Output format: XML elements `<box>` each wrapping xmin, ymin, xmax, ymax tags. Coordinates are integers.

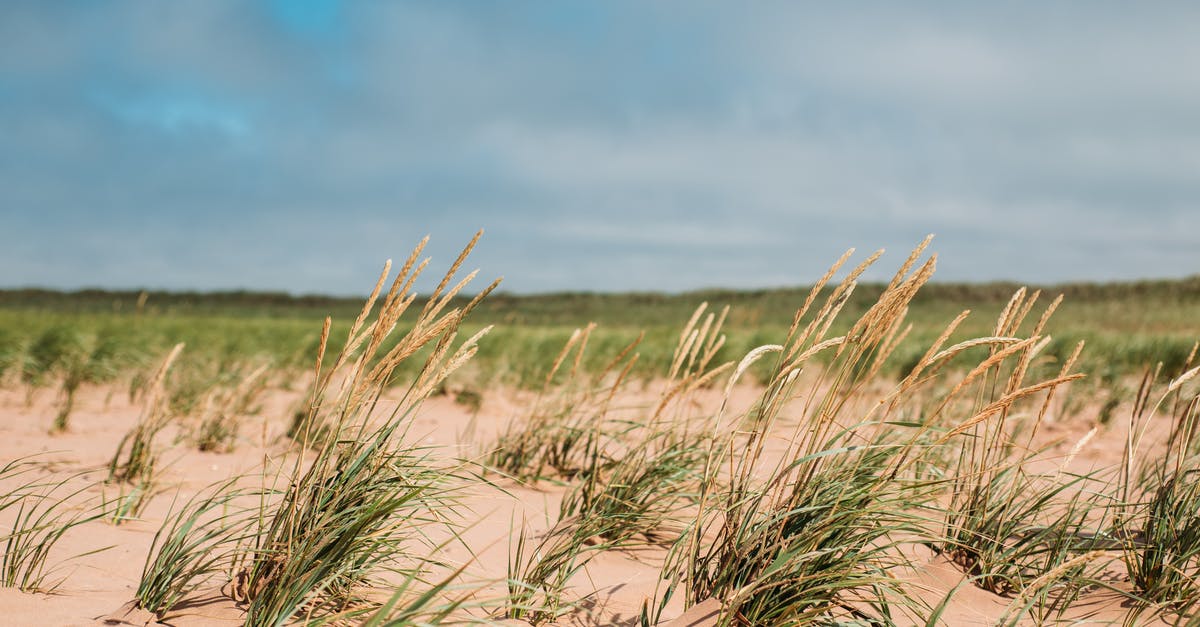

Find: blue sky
<box><xmin>2</xmin><ymin>2</ymin><xmax>1198</xmax><ymax>295</ymax></box>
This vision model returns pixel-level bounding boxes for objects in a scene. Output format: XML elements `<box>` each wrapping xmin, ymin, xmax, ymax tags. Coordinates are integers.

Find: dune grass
<box><xmin>135</xmin><ymin>478</ymin><xmax>262</xmax><ymax>615</ymax></box>
<box><xmin>1117</xmin><ymin>350</ymin><xmax>1200</xmax><ymax>609</ymax></box>
<box><xmin>1</xmin><ymin>234</ymin><xmax>1199</xmax><ymax>624</ymax></box>
<box><xmin>134</xmin><ymin>234</ymin><xmax>501</xmax><ymax>626</ymax></box>
<box><xmin>937</xmin><ymin>291</ymin><xmax>1106</xmax><ymax>594</ymax></box>
<box><xmin>108</xmin><ymin>343</ymin><xmax>184</xmax><ymax>489</ymax></box>
<box><xmin>0</xmin><ymin>457</ymin><xmax>108</xmax><ymax>592</ymax></box>
<box><xmin>488</xmin><ymin>239</ymin><xmax>1199</xmax><ymax>625</ymax></box>
<box><xmin>191</xmin><ymin>363</ymin><xmax>269</xmax><ymax>453</ymax></box>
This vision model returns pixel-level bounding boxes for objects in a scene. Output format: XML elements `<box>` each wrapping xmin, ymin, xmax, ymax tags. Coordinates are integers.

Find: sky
<box><xmin>2</xmin><ymin>1</ymin><xmax>1198</xmax><ymax>295</ymax></box>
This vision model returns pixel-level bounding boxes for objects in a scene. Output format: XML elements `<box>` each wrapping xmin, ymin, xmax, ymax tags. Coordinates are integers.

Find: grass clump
<box><xmin>488</xmin><ymin>323</ymin><xmax>643</xmax><ymax>483</ymax></box>
<box><xmin>191</xmin><ymin>363</ymin><xmax>269</xmax><ymax>453</ymax></box>
<box><xmin>0</xmin><ymin>458</ymin><xmax>107</xmax><ymax>592</ymax></box>
<box><xmin>0</xmin><ymin>328</ymin><xmax>20</xmax><ymax>383</ymax></box>
<box><xmin>101</xmin><ymin>480</ymin><xmax>162</xmax><ymax>527</ymax></box>
<box><xmin>22</xmin><ymin>326</ymin><xmax>86</xmax><ymax>392</ymax></box>
<box><xmin>21</xmin><ymin>326</ymin><xmax>124</xmax><ymax>432</ymax></box>
<box><xmin>1117</xmin><ymin>348</ymin><xmax>1200</xmax><ymax>609</ymax></box>
<box><xmin>938</xmin><ymin>290</ymin><xmax>1106</xmax><ymax>594</ymax></box>
<box><xmin>135</xmin><ymin>233</ymin><xmax>500</xmax><ymax>625</ymax></box>
<box><xmin>135</xmin><ymin>479</ymin><xmax>262</xmax><ymax>616</ymax></box>
<box><xmin>666</xmin><ymin>244</ymin><xmax>939</xmax><ymax>626</ymax></box>
<box><xmin>236</xmin><ymin>234</ymin><xmax>497</xmax><ymax>625</ymax></box>
<box><xmin>638</xmin><ymin>239</ymin><xmax>1112</xmax><ymax>625</ymax></box>
<box><xmin>558</xmin><ymin>430</ymin><xmax>707</xmax><ymax>550</ymax></box>
<box><xmin>108</xmin><ymin>343</ymin><xmax>184</xmax><ymax>490</ymax></box>
<box><xmin>555</xmin><ymin>304</ymin><xmax>732</xmax><ymax>550</ymax></box>
<box><xmin>501</xmin><ymin>307</ymin><xmax>729</xmax><ymax>622</ymax></box>
<box><xmin>505</xmin><ymin>513</ymin><xmax>620</xmax><ymax>624</ymax></box>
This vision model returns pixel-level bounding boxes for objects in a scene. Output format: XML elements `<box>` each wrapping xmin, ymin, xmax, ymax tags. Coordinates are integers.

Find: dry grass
<box><xmin>1</xmin><ymin>233</ymin><xmax>1198</xmax><ymax>625</ymax></box>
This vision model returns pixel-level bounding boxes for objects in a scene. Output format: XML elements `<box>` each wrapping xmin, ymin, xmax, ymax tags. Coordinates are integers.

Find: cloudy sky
<box><xmin>2</xmin><ymin>2</ymin><xmax>1197</xmax><ymax>294</ymax></box>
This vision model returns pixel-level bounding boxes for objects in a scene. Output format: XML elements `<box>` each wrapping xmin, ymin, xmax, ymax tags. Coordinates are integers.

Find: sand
<box><xmin>0</xmin><ymin>380</ymin><xmax>1179</xmax><ymax>626</ymax></box>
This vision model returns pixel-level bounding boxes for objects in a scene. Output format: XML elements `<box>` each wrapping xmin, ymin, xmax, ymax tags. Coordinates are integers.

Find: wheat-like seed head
<box><xmin>936</xmin><ymin>374</ymin><xmax>1086</xmax><ymax>445</ymax></box>
<box><xmin>784</xmin><ymin>248</ymin><xmax>856</xmax><ymax>348</ymax></box>
<box><xmin>884</xmin><ymin>233</ymin><xmax>934</xmax><ymax>292</ymax></box>
<box><xmin>994</xmin><ymin>287</ymin><xmax>1027</xmax><ymax>337</ymax></box>
<box><xmin>1007</xmin><ymin>289</ymin><xmax>1042</xmax><ymax>338</ymax></box>
<box><xmin>421</xmin><ymin>229</ymin><xmax>482</xmax><ymax>316</ymax></box>
<box><xmin>1167</xmin><ymin>363</ymin><xmax>1200</xmax><ymax>394</ymax></box>
<box><xmin>899</xmin><ymin>309</ymin><xmax>972</xmax><ymax>392</ymax></box>
<box><xmin>1054</xmin><ymin>426</ymin><xmax>1097</xmax><ymax>481</ymax></box>
<box><xmin>1000</xmin><ymin>550</ymin><xmax>1105</xmax><ymax>623</ymax></box>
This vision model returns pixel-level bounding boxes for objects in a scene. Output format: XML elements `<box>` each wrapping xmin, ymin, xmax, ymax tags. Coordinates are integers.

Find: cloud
<box><xmin>88</xmin><ymin>87</ymin><xmax>251</xmax><ymax>137</ymax></box>
<box><xmin>0</xmin><ymin>2</ymin><xmax>1197</xmax><ymax>293</ymax></box>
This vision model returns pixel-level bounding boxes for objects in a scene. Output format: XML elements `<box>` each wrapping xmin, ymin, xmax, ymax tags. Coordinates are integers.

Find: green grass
<box><xmin>190</xmin><ymin>363</ymin><xmax>268</xmax><ymax>453</ymax></box>
<box><xmin>0</xmin><ymin>458</ymin><xmax>108</xmax><ymax>592</ymax></box>
<box><xmin>1</xmin><ymin>276</ymin><xmax>1196</xmax><ymax>394</ymax></box>
<box><xmin>486</xmin><ymin>244</ymin><xmax>1200</xmax><ymax>625</ymax></box>
<box><xmin>933</xmin><ymin>291</ymin><xmax>1111</xmax><ymax>594</ymax></box>
<box><xmin>133</xmin><ymin>234</ymin><xmax>500</xmax><ymax>626</ymax></box>
<box><xmin>2</xmin><ymin>237</ymin><xmax>1199</xmax><ymax>624</ymax></box>
<box><xmin>108</xmin><ymin>344</ymin><xmax>184</xmax><ymax>487</ymax></box>
<box><xmin>135</xmin><ymin>478</ymin><xmax>261</xmax><ymax>614</ymax></box>
<box><xmin>1117</xmin><ymin>355</ymin><xmax>1200</xmax><ymax>609</ymax></box>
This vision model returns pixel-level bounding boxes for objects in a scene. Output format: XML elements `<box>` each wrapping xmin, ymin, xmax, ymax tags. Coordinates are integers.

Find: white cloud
<box><xmin>1</xmin><ymin>2</ymin><xmax>1198</xmax><ymax>292</ymax></box>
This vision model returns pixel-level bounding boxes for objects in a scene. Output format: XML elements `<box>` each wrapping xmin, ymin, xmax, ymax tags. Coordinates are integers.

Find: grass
<box><xmin>1</xmin><ymin>276</ymin><xmax>1197</xmax><ymax>393</ymax></box>
<box><xmin>356</xmin><ymin>562</ymin><xmax>478</xmax><ymax>626</ymax></box>
<box><xmin>191</xmin><ymin>363</ymin><xmax>268</xmax><ymax>453</ymax></box>
<box><xmin>136</xmin><ymin>478</ymin><xmax>264</xmax><ymax>616</ymax></box>
<box><xmin>937</xmin><ymin>291</ymin><xmax>1107</xmax><ymax>594</ymax></box>
<box><xmin>556</xmin><ymin>429</ymin><xmax>706</xmax><ymax>549</ymax></box>
<box><xmin>0</xmin><ymin>457</ymin><xmax>108</xmax><ymax>592</ymax></box>
<box><xmin>101</xmin><ymin>479</ymin><xmax>163</xmax><ymax>527</ymax></box>
<box><xmin>134</xmin><ymin>233</ymin><xmax>501</xmax><ymax>626</ymax></box>
<box><xmin>499</xmin><ymin>306</ymin><xmax>728</xmax><ymax>622</ymax></box>
<box><xmin>488</xmin><ymin>239</ymin><xmax>1199</xmax><ymax>625</ymax></box>
<box><xmin>238</xmin><ymin>234</ymin><xmax>498</xmax><ymax>626</ymax></box>
<box><xmin>0</xmin><ymin>234</ymin><xmax>1198</xmax><ymax>624</ymax></box>
<box><xmin>661</xmin><ymin>244</ymin><xmax>943</xmax><ymax>625</ymax></box>
<box><xmin>108</xmin><ymin>343</ymin><xmax>184</xmax><ymax>491</ymax></box>
<box><xmin>505</xmin><ymin>512</ymin><xmax>619</xmax><ymax>624</ymax></box>
<box><xmin>486</xmin><ymin>323</ymin><xmax>643</xmax><ymax>483</ymax></box>
<box><xmin>21</xmin><ymin>325</ymin><xmax>125</xmax><ymax>432</ymax></box>
<box><xmin>1117</xmin><ymin>350</ymin><xmax>1200</xmax><ymax>608</ymax></box>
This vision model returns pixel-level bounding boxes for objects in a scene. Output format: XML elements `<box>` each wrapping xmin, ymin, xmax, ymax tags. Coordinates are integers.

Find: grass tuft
<box><xmin>0</xmin><ymin>458</ymin><xmax>108</xmax><ymax>592</ymax></box>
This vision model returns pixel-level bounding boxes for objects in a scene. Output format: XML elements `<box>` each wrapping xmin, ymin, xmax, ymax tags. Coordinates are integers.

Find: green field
<box><xmin>2</xmin><ymin>277</ymin><xmax>1198</xmax><ymax>394</ymax></box>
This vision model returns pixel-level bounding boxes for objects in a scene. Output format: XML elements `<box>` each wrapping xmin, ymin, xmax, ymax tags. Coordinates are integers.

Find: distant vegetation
<box><xmin>5</xmin><ymin>276</ymin><xmax>1200</xmax><ymax>324</ymax></box>
<box><xmin>1</xmin><ymin>277</ymin><xmax>1197</xmax><ymax>395</ymax></box>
